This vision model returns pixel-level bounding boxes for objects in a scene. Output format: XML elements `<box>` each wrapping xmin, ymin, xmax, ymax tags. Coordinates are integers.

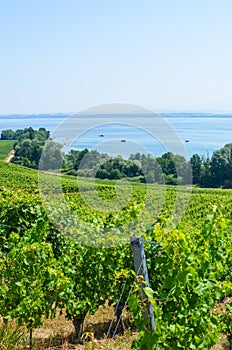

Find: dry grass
<box><xmin>211</xmin><ymin>334</ymin><xmax>230</xmax><ymax>350</ymax></box>
<box><xmin>1</xmin><ymin>303</ymin><xmax>231</xmax><ymax>349</ymax></box>
<box><xmin>0</xmin><ymin>318</ymin><xmax>28</xmax><ymax>350</ymax></box>
<box><xmin>31</xmin><ymin>305</ymin><xmax>232</xmax><ymax>350</ymax></box>
<box><xmin>32</xmin><ymin>303</ymin><xmax>136</xmax><ymax>350</ymax></box>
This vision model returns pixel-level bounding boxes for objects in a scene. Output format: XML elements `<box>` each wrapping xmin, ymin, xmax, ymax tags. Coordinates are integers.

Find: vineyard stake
<box><xmin>29</xmin><ymin>329</ymin><xmax>33</xmax><ymax>350</ymax></box>
<box><xmin>130</xmin><ymin>234</ymin><xmax>155</xmax><ymax>331</ymax></box>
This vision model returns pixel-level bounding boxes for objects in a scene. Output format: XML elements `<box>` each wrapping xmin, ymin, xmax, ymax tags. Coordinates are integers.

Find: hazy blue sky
<box><xmin>0</xmin><ymin>0</ymin><xmax>232</xmax><ymax>113</ymax></box>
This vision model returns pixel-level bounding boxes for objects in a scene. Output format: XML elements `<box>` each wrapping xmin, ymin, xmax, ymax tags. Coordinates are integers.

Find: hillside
<box><xmin>1</xmin><ymin>162</ymin><xmax>232</xmax><ymax>349</ymax></box>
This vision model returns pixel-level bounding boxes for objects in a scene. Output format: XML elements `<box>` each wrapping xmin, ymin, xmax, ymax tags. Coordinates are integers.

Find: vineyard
<box><xmin>1</xmin><ymin>159</ymin><xmax>232</xmax><ymax>349</ymax></box>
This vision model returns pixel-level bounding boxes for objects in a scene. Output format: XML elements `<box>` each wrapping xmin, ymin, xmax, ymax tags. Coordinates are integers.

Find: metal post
<box><xmin>130</xmin><ymin>234</ymin><xmax>155</xmax><ymax>331</ymax></box>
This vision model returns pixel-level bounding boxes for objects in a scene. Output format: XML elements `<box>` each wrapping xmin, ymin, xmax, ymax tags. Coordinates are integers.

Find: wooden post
<box><xmin>130</xmin><ymin>234</ymin><xmax>155</xmax><ymax>331</ymax></box>
<box><xmin>29</xmin><ymin>329</ymin><xmax>33</xmax><ymax>350</ymax></box>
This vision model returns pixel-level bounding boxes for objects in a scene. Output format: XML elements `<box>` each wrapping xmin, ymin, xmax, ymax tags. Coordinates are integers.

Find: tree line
<box><xmin>62</xmin><ymin>144</ymin><xmax>232</xmax><ymax>188</ymax></box>
<box><xmin>1</xmin><ymin>127</ymin><xmax>232</xmax><ymax>188</ymax></box>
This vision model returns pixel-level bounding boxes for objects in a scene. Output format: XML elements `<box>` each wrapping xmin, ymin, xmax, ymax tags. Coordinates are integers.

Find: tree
<box><xmin>199</xmin><ymin>155</ymin><xmax>211</xmax><ymax>188</ymax></box>
<box><xmin>1</xmin><ymin>127</ymin><xmax>50</xmax><ymax>142</ymax></box>
<box><xmin>39</xmin><ymin>140</ymin><xmax>63</xmax><ymax>170</ymax></box>
<box><xmin>156</xmin><ymin>152</ymin><xmax>190</xmax><ymax>184</ymax></box>
<box><xmin>109</xmin><ymin>168</ymin><xmax>121</xmax><ymax>180</ymax></box>
<box><xmin>190</xmin><ymin>154</ymin><xmax>202</xmax><ymax>184</ymax></box>
<box><xmin>157</xmin><ymin>152</ymin><xmax>176</xmax><ymax>177</ymax></box>
<box><xmin>96</xmin><ymin>168</ymin><xmax>109</xmax><ymax>179</ymax></box>
<box><xmin>12</xmin><ymin>139</ymin><xmax>43</xmax><ymax>169</ymax></box>
<box><xmin>8</xmin><ymin>127</ymin><xmax>52</xmax><ymax>169</ymax></box>
<box><xmin>210</xmin><ymin>144</ymin><xmax>232</xmax><ymax>188</ymax></box>
<box><xmin>122</xmin><ymin>160</ymin><xmax>141</xmax><ymax>178</ymax></box>
<box><xmin>1</xmin><ymin>129</ymin><xmax>15</xmax><ymax>140</ymax></box>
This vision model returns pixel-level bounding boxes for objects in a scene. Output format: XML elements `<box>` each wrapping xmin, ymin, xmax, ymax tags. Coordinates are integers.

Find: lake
<box><xmin>0</xmin><ymin>112</ymin><xmax>231</xmax><ymax>159</ymax></box>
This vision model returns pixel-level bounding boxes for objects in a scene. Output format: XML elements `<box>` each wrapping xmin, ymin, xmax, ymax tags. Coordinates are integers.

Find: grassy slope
<box><xmin>0</xmin><ymin>140</ymin><xmax>15</xmax><ymax>160</ymax></box>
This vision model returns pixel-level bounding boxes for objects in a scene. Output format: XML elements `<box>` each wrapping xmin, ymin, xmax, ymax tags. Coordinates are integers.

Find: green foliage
<box><xmin>190</xmin><ymin>154</ymin><xmax>202</xmax><ymax>184</ymax></box>
<box><xmin>0</xmin><ymin>129</ymin><xmax>16</xmax><ymax>141</ymax></box>
<box><xmin>3</xmin><ymin>126</ymin><xmax>232</xmax><ymax>188</ymax></box>
<box><xmin>1</xmin><ymin>159</ymin><xmax>232</xmax><ymax>347</ymax></box>
<box><xmin>130</xmin><ymin>206</ymin><xmax>232</xmax><ymax>349</ymax></box>
<box><xmin>0</xmin><ymin>184</ymin><xmax>138</xmax><ymax>339</ymax></box>
<box><xmin>39</xmin><ymin>140</ymin><xmax>63</xmax><ymax>170</ymax></box>
<box><xmin>210</xmin><ymin>143</ymin><xmax>232</xmax><ymax>188</ymax></box>
<box><xmin>63</xmin><ymin>150</ymin><xmax>190</xmax><ymax>183</ymax></box>
<box><xmin>63</xmin><ymin>143</ymin><xmax>232</xmax><ymax>188</ymax></box>
<box><xmin>0</xmin><ymin>189</ymin><xmax>75</xmax><ymax>329</ymax></box>
<box><xmin>0</xmin><ymin>161</ymin><xmax>39</xmax><ymax>190</ymax></box>
<box><xmin>1</xmin><ymin>127</ymin><xmax>50</xmax><ymax>142</ymax></box>
<box><xmin>3</xmin><ymin>127</ymin><xmax>63</xmax><ymax>170</ymax></box>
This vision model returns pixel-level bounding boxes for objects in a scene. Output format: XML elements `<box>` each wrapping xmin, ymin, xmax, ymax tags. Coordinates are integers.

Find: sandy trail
<box><xmin>4</xmin><ymin>150</ymin><xmax>15</xmax><ymax>162</ymax></box>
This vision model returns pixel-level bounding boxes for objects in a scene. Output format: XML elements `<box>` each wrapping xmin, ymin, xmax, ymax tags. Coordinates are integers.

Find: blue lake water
<box><xmin>0</xmin><ymin>113</ymin><xmax>231</xmax><ymax>159</ymax></box>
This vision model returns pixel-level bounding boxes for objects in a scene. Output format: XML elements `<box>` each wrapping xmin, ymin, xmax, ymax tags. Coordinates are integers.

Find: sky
<box><xmin>0</xmin><ymin>0</ymin><xmax>232</xmax><ymax>114</ymax></box>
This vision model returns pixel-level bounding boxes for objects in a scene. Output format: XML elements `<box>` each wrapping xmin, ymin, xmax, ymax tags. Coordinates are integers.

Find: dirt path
<box><xmin>4</xmin><ymin>150</ymin><xmax>15</xmax><ymax>162</ymax></box>
<box><xmin>42</xmin><ymin>170</ymin><xmax>63</xmax><ymax>176</ymax></box>
<box><xmin>3</xmin><ymin>151</ymin><xmax>63</xmax><ymax>177</ymax></box>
